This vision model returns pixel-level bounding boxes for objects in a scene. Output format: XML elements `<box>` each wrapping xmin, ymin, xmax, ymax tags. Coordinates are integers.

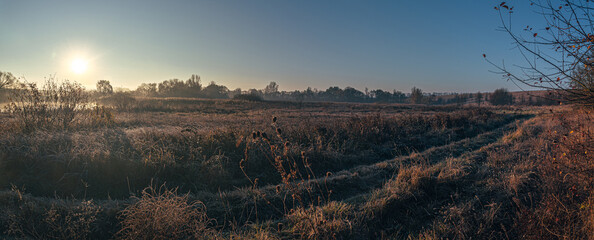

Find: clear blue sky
<box><xmin>0</xmin><ymin>0</ymin><xmax>540</xmax><ymax>92</ymax></box>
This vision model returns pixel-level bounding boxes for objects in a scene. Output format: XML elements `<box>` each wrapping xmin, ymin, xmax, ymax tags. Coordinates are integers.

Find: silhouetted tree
<box><xmin>488</xmin><ymin>1</ymin><xmax>594</xmax><ymax>106</ymax></box>
<box><xmin>489</xmin><ymin>88</ymin><xmax>514</xmax><ymax>106</ymax></box>
<box><xmin>158</xmin><ymin>79</ymin><xmax>185</xmax><ymax>96</ymax></box>
<box><xmin>324</xmin><ymin>87</ymin><xmax>343</xmax><ymax>101</ymax></box>
<box><xmin>186</xmin><ymin>74</ymin><xmax>202</xmax><ymax>90</ymax></box>
<box><xmin>410</xmin><ymin>87</ymin><xmax>424</xmax><ymax>104</ymax></box>
<box><xmin>371</xmin><ymin>89</ymin><xmax>392</xmax><ymax>102</ymax></box>
<box><xmin>185</xmin><ymin>75</ymin><xmax>201</xmax><ymax>95</ymax></box>
<box><xmin>393</xmin><ymin>90</ymin><xmax>406</xmax><ymax>102</ymax></box>
<box><xmin>246</xmin><ymin>88</ymin><xmax>260</xmax><ymax>96</ymax></box>
<box><xmin>136</xmin><ymin>83</ymin><xmax>157</xmax><ymax>96</ymax></box>
<box><xmin>230</xmin><ymin>88</ymin><xmax>242</xmax><ymax>98</ymax></box>
<box><xmin>96</xmin><ymin>80</ymin><xmax>113</xmax><ymax>95</ymax></box>
<box><xmin>264</xmin><ymin>82</ymin><xmax>279</xmax><ymax>96</ymax></box>
<box><xmin>292</xmin><ymin>90</ymin><xmax>305</xmax><ymax>102</ymax></box>
<box><xmin>152</xmin><ymin>75</ymin><xmax>202</xmax><ymax>97</ymax></box>
<box><xmin>202</xmin><ymin>81</ymin><xmax>228</xmax><ymax>99</ymax></box>
<box><xmin>129</xmin><ymin>77</ymin><xmax>478</xmax><ymax>104</ymax></box>
<box><xmin>304</xmin><ymin>87</ymin><xmax>315</xmax><ymax>100</ymax></box>
<box><xmin>476</xmin><ymin>91</ymin><xmax>483</xmax><ymax>106</ymax></box>
<box><xmin>343</xmin><ymin>87</ymin><xmax>365</xmax><ymax>102</ymax></box>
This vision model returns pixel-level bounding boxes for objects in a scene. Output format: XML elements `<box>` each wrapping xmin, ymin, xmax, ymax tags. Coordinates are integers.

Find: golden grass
<box><xmin>117</xmin><ymin>184</ymin><xmax>215</xmax><ymax>240</ymax></box>
<box><xmin>0</xmin><ymin>97</ymin><xmax>590</xmax><ymax>239</ymax></box>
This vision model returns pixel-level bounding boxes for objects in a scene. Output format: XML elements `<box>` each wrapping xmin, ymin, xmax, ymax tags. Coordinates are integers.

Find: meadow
<box><xmin>0</xmin><ymin>96</ymin><xmax>591</xmax><ymax>239</ymax></box>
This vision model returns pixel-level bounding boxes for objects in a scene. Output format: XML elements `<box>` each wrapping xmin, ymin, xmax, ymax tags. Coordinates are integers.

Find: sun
<box><xmin>70</xmin><ymin>59</ymin><xmax>88</xmax><ymax>74</ymax></box>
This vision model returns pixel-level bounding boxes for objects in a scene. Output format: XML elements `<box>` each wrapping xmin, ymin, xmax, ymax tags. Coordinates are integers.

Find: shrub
<box><xmin>489</xmin><ymin>88</ymin><xmax>513</xmax><ymax>106</ymax></box>
<box><xmin>101</xmin><ymin>92</ymin><xmax>136</xmax><ymax>111</ymax></box>
<box><xmin>84</xmin><ymin>106</ymin><xmax>115</xmax><ymax>127</ymax></box>
<box><xmin>233</xmin><ymin>93</ymin><xmax>263</xmax><ymax>102</ymax></box>
<box><xmin>7</xmin><ymin>78</ymin><xmax>88</xmax><ymax>131</ymax></box>
<box><xmin>117</xmin><ymin>184</ymin><xmax>214</xmax><ymax>240</ymax></box>
<box><xmin>42</xmin><ymin>200</ymin><xmax>101</xmax><ymax>240</ymax></box>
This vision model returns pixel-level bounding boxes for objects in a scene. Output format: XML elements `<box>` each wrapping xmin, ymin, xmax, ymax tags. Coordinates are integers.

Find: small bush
<box><xmin>489</xmin><ymin>88</ymin><xmax>513</xmax><ymax>106</ymax></box>
<box><xmin>84</xmin><ymin>105</ymin><xmax>115</xmax><ymax>127</ymax></box>
<box><xmin>42</xmin><ymin>200</ymin><xmax>102</xmax><ymax>240</ymax></box>
<box><xmin>7</xmin><ymin>78</ymin><xmax>88</xmax><ymax>131</ymax></box>
<box><xmin>117</xmin><ymin>184</ymin><xmax>214</xmax><ymax>240</ymax></box>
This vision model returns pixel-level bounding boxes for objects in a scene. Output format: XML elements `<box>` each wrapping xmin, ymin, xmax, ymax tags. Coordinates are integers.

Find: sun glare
<box><xmin>70</xmin><ymin>59</ymin><xmax>88</xmax><ymax>74</ymax></box>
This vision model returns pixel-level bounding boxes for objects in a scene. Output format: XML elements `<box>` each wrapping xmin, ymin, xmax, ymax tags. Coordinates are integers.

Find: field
<box><xmin>0</xmin><ymin>98</ymin><xmax>592</xmax><ymax>239</ymax></box>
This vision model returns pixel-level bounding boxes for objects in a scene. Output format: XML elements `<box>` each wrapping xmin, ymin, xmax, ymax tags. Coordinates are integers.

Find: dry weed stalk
<box><xmin>240</xmin><ymin>116</ymin><xmax>332</xmax><ymax>216</ymax></box>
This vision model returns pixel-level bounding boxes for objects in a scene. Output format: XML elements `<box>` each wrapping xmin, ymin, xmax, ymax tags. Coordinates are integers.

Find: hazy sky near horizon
<box><xmin>0</xmin><ymin>1</ymin><xmax>541</xmax><ymax>92</ymax></box>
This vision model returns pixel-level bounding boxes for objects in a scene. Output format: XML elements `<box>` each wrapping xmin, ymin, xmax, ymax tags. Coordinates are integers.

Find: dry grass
<box><xmin>1</xmin><ymin>186</ymin><xmax>104</xmax><ymax>240</ymax></box>
<box><xmin>511</xmin><ymin>109</ymin><xmax>594</xmax><ymax>239</ymax></box>
<box><xmin>286</xmin><ymin>201</ymin><xmax>354</xmax><ymax>239</ymax></box>
<box><xmin>117</xmin><ymin>184</ymin><xmax>215</xmax><ymax>240</ymax></box>
<box><xmin>0</xmin><ymin>96</ymin><xmax>590</xmax><ymax>239</ymax></box>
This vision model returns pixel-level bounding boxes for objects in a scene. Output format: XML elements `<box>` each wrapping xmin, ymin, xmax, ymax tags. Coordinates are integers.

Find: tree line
<box><xmin>0</xmin><ymin>71</ymin><xmax>560</xmax><ymax>106</ymax></box>
<box><xmin>94</xmin><ymin>75</ymin><xmax>557</xmax><ymax>106</ymax></box>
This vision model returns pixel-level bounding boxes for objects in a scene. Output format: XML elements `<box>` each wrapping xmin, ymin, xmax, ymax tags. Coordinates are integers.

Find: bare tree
<box><xmin>0</xmin><ymin>71</ymin><xmax>16</xmax><ymax>89</ymax></box>
<box><xmin>486</xmin><ymin>1</ymin><xmax>594</xmax><ymax>107</ymax></box>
